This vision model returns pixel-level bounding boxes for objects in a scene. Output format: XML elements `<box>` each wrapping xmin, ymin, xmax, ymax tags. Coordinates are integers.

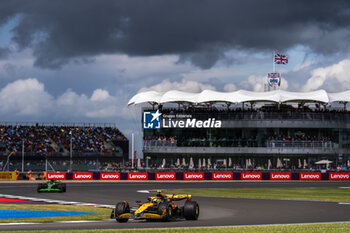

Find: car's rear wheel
<box><xmin>184</xmin><ymin>201</ymin><xmax>199</xmax><ymax>220</ymax></box>
<box><xmin>158</xmin><ymin>202</ymin><xmax>172</xmax><ymax>221</ymax></box>
<box><xmin>115</xmin><ymin>202</ymin><xmax>130</xmax><ymax>223</ymax></box>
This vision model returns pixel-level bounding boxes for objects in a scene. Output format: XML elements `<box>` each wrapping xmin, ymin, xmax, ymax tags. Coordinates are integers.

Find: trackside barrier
<box><xmin>329</xmin><ymin>172</ymin><xmax>350</xmax><ymax>180</ymax></box>
<box><xmin>270</xmin><ymin>172</ymin><xmax>292</xmax><ymax>180</ymax></box>
<box><xmin>241</xmin><ymin>172</ymin><xmax>262</xmax><ymax>180</ymax></box>
<box><xmin>128</xmin><ymin>172</ymin><xmax>148</xmax><ymax>180</ymax></box>
<box><xmin>155</xmin><ymin>172</ymin><xmax>176</xmax><ymax>180</ymax></box>
<box><xmin>299</xmin><ymin>172</ymin><xmax>321</xmax><ymax>180</ymax></box>
<box><xmin>46</xmin><ymin>172</ymin><xmax>66</xmax><ymax>180</ymax></box>
<box><xmin>0</xmin><ymin>172</ymin><xmax>16</xmax><ymax>181</ymax></box>
<box><xmin>212</xmin><ymin>172</ymin><xmax>233</xmax><ymax>180</ymax></box>
<box><xmin>73</xmin><ymin>172</ymin><xmax>93</xmax><ymax>180</ymax></box>
<box><xmin>36</xmin><ymin>172</ymin><xmax>350</xmax><ymax>181</ymax></box>
<box><xmin>100</xmin><ymin>172</ymin><xmax>120</xmax><ymax>180</ymax></box>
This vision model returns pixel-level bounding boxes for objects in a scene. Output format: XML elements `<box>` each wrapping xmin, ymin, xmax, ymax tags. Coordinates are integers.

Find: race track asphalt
<box><xmin>0</xmin><ymin>181</ymin><xmax>350</xmax><ymax>231</ymax></box>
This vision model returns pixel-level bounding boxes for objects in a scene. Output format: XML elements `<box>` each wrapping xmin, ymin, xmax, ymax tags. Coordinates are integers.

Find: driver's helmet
<box><xmin>152</xmin><ymin>198</ymin><xmax>161</xmax><ymax>205</ymax></box>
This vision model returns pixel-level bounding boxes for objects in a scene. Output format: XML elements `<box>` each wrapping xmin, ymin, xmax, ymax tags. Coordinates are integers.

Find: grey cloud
<box><xmin>3</xmin><ymin>63</ymin><xmax>16</xmax><ymax>75</ymax></box>
<box><xmin>2</xmin><ymin>0</ymin><xmax>350</xmax><ymax>69</ymax></box>
<box><xmin>0</xmin><ymin>47</ymin><xmax>10</xmax><ymax>59</ymax></box>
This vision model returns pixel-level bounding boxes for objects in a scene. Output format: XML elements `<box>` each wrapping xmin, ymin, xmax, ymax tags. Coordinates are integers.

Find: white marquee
<box><xmin>128</xmin><ymin>89</ymin><xmax>349</xmax><ymax>105</ymax></box>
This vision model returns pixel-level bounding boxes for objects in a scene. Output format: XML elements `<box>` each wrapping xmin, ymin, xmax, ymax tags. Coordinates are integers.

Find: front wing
<box><xmin>38</xmin><ymin>188</ymin><xmax>63</xmax><ymax>192</ymax></box>
<box><xmin>118</xmin><ymin>212</ymin><xmax>163</xmax><ymax>220</ymax></box>
<box><xmin>112</xmin><ymin>209</ymin><xmax>185</xmax><ymax>221</ymax></box>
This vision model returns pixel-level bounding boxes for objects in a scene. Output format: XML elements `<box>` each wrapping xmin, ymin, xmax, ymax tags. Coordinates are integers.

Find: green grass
<box><xmin>2</xmin><ymin>223</ymin><xmax>350</xmax><ymax>233</ymax></box>
<box><xmin>166</xmin><ymin>187</ymin><xmax>350</xmax><ymax>202</ymax></box>
<box><xmin>0</xmin><ymin>204</ymin><xmax>111</xmax><ymax>223</ymax></box>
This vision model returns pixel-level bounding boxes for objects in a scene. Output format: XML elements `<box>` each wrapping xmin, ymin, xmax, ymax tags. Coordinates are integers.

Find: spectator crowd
<box><xmin>0</xmin><ymin>124</ymin><xmax>127</xmax><ymax>155</ymax></box>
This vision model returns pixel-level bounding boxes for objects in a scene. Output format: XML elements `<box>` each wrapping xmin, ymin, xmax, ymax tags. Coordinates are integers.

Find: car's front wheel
<box><xmin>158</xmin><ymin>202</ymin><xmax>172</xmax><ymax>221</ymax></box>
<box><xmin>115</xmin><ymin>202</ymin><xmax>130</xmax><ymax>223</ymax></box>
<box><xmin>37</xmin><ymin>183</ymin><xmax>47</xmax><ymax>192</ymax></box>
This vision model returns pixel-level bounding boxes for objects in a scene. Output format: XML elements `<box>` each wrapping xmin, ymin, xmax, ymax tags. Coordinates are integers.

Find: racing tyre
<box><xmin>62</xmin><ymin>183</ymin><xmax>66</xmax><ymax>192</ymax></box>
<box><xmin>57</xmin><ymin>183</ymin><xmax>66</xmax><ymax>192</ymax></box>
<box><xmin>115</xmin><ymin>202</ymin><xmax>130</xmax><ymax>223</ymax></box>
<box><xmin>184</xmin><ymin>201</ymin><xmax>199</xmax><ymax>220</ymax></box>
<box><xmin>158</xmin><ymin>202</ymin><xmax>172</xmax><ymax>221</ymax></box>
<box><xmin>37</xmin><ymin>183</ymin><xmax>46</xmax><ymax>192</ymax></box>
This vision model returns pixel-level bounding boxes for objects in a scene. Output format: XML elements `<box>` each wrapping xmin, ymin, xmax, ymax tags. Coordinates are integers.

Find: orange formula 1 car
<box><xmin>110</xmin><ymin>190</ymin><xmax>199</xmax><ymax>222</ymax></box>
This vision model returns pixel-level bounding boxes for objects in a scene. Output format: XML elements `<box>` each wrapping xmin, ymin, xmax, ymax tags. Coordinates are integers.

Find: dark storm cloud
<box><xmin>2</xmin><ymin>0</ymin><xmax>350</xmax><ymax>69</ymax></box>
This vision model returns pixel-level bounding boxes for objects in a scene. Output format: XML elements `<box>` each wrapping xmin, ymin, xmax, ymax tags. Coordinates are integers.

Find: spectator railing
<box><xmin>157</xmin><ymin>111</ymin><xmax>350</xmax><ymax>121</ymax></box>
<box><xmin>144</xmin><ymin>140</ymin><xmax>177</xmax><ymax>148</ymax></box>
<box><xmin>143</xmin><ymin>139</ymin><xmax>335</xmax><ymax>149</ymax></box>
<box><xmin>266</xmin><ymin>140</ymin><xmax>334</xmax><ymax>149</ymax></box>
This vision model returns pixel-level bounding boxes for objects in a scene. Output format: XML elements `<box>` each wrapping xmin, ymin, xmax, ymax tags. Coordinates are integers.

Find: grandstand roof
<box><xmin>128</xmin><ymin>89</ymin><xmax>349</xmax><ymax>105</ymax></box>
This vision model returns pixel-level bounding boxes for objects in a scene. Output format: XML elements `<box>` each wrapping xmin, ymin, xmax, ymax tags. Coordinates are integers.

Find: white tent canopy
<box><xmin>128</xmin><ymin>91</ymin><xmax>162</xmax><ymax>105</ymax></box>
<box><xmin>315</xmin><ymin>160</ymin><xmax>333</xmax><ymax>165</ymax></box>
<box><xmin>128</xmin><ymin>89</ymin><xmax>345</xmax><ymax>106</ymax></box>
<box><xmin>328</xmin><ymin>91</ymin><xmax>350</xmax><ymax>103</ymax></box>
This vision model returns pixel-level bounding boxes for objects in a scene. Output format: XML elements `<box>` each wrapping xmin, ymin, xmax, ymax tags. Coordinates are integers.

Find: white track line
<box><xmin>338</xmin><ymin>202</ymin><xmax>350</xmax><ymax>205</ymax></box>
<box><xmin>0</xmin><ymin>194</ymin><xmax>114</xmax><ymax>209</ymax></box>
<box><xmin>0</xmin><ymin>223</ymin><xmax>38</xmax><ymax>225</ymax></box>
<box><xmin>0</xmin><ymin>220</ymin><xmax>350</xmax><ymax>227</ymax></box>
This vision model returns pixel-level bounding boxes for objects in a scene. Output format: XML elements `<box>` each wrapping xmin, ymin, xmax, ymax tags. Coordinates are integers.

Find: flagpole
<box><xmin>273</xmin><ymin>51</ymin><xmax>276</xmax><ymax>73</ymax></box>
<box><xmin>131</xmin><ymin>133</ymin><xmax>134</xmax><ymax>169</ymax></box>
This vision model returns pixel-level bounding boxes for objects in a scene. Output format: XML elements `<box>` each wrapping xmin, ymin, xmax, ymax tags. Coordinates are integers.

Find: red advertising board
<box><xmin>46</xmin><ymin>172</ymin><xmax>66</xmax><ymax>180</ymax></box>
<box><xmin>100</xmin><ymin>172</ymin><xmax>120</xmax><ymax>180</ymax></box>
<box><xmin>299</xmin><ymin>172</ymin><xmax>321</xmax><ymax>180</ymax></box>
<box><xmin>73</xmin><ymin>172</ymin><xmax>93</xmax><ymax>180</ymax></box>
<box><xmin>241</xmin><ymin>172</ymin><xmax>262</xmax><ymax>180</ymax></box>
<box><xmin>183</xmin><ymin>172</ymin><xmax>204</xmax><ymax>180</ymax></box>
<box><xmin>270</xmin><ymin>172</ymin><xmax>291</xmax><ymax>180</ymax></box>
<box><xmin>155</xmin><ymin>172</ymin><xmax>176</xmax><ymax>180</ymax></box>
<box><xmin>212</xmin><ymin>172</ymin><xmax>233</xmax><ymax>180</ymax></box>
<box><xmin>329</xmin><ymin>172</ymin><xmax>350</xmax><ymax>180</ymax></box>
<box><xmin>128</xmin><ymin>172</ymin><xmax>148</xmax><ymax>180</ymax></box>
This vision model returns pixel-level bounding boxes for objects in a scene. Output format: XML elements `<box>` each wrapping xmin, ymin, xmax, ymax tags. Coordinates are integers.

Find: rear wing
<box><xmin>167</xmin><ymin>194</ymin><xmax>192</xmax><ymax>201</ymax></box>
<box><xmin>138</xmin><ymin>190</ymin><xmax>192</xmax><ymax>201</ymax></box>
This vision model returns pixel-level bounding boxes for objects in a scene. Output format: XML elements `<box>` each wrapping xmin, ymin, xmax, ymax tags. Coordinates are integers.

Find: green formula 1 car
<box><xmin>37</xmin><ymin>180</ymin><xmax>66</xmax><ymax>192</ymax></box>
<box><xmin>111</xmin><ymin>190</ymin><xmax>199</xmax><ymax>223</ymax></box>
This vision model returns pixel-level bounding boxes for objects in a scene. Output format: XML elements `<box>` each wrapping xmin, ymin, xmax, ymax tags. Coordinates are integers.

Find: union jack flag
<box><xmin>268</xmin><ymin>72</ymin><xmax>280</xmax><ymax>78</ymax></box>
<box><xmin>274</xmin><ymin>53</ymin><xmax>288</xmax><ymax>64</ymax></box>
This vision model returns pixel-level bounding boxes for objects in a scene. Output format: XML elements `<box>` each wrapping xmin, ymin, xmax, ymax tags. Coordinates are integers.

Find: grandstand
<box><xmin>129</xmin><ymin>89</ymin><xmax>350</xmax><ymax>171</ymax></box>
<box><xmin>0</xmin><ymin>123</ymin><xmax>128</xmax><ymax>172</ymax></box>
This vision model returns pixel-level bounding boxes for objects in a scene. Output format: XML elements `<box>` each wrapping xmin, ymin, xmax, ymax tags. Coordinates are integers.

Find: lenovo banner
<box><xmin>212</xmin><ymin>172</ymin><xmax>233</xmax><ymax>180</ymax></box>
<box><xmin>299</xmin><ymin>172</ymin><xmax>321</xmax><ymax>180</ymax></box>
<box><xmin>329</xmin><ymin>172</ymin><xmax>350</xmax><ymax>180</ymax></box>
<box><xmin>183</xmin><ymin>172</ymin><xmax>204</xmax><ymax>180</ymax></box>
<box><xmin>128</xmin><ymin>172</ymin><xmax>148</xmax><ymax>180</ymax></box>
<box><xmin>241</xmin><ymin>172</ymin><xmax>262</xmax><ymax>180</ymax></box>
<box><xmin>73</xmin><ymin>172</ymin><xmax>93</xmax><ymax>180</ymax></box>
<box><xmin>46</xmin><ymin>172</ymin><xmax>66</xmax><ymax>180</ymax></box>
<box><xmin>270</xmin><ymin>172</ymin><xmax>291</xmax><ymax>180</ymax></box>
<box><xmin>100</xmin><ymin>172</ymin><xmax>120</xmax><ymax>180</ymax></box>
<box><xmin>155</xmin><ymin>172</ymin><xmax>176</xmax><ymax>180</ymax></box>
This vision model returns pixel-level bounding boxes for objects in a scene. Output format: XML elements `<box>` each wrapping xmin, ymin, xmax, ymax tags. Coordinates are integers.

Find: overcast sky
<box><xmin>1</xmin><ymin>0</ymin><xmax>350</xmax><ymax>156</ymax></box>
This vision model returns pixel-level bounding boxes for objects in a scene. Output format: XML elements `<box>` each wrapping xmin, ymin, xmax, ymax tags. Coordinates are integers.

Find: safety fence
<box><xmin>2</xmin><ymin>171</ymin><xmax>349</xmax><ymax>181</ymax></box>
<box><xmin>41</xmin><ymin>171</ymin><xmax>350</xmax><ymax>181</ymax></box>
